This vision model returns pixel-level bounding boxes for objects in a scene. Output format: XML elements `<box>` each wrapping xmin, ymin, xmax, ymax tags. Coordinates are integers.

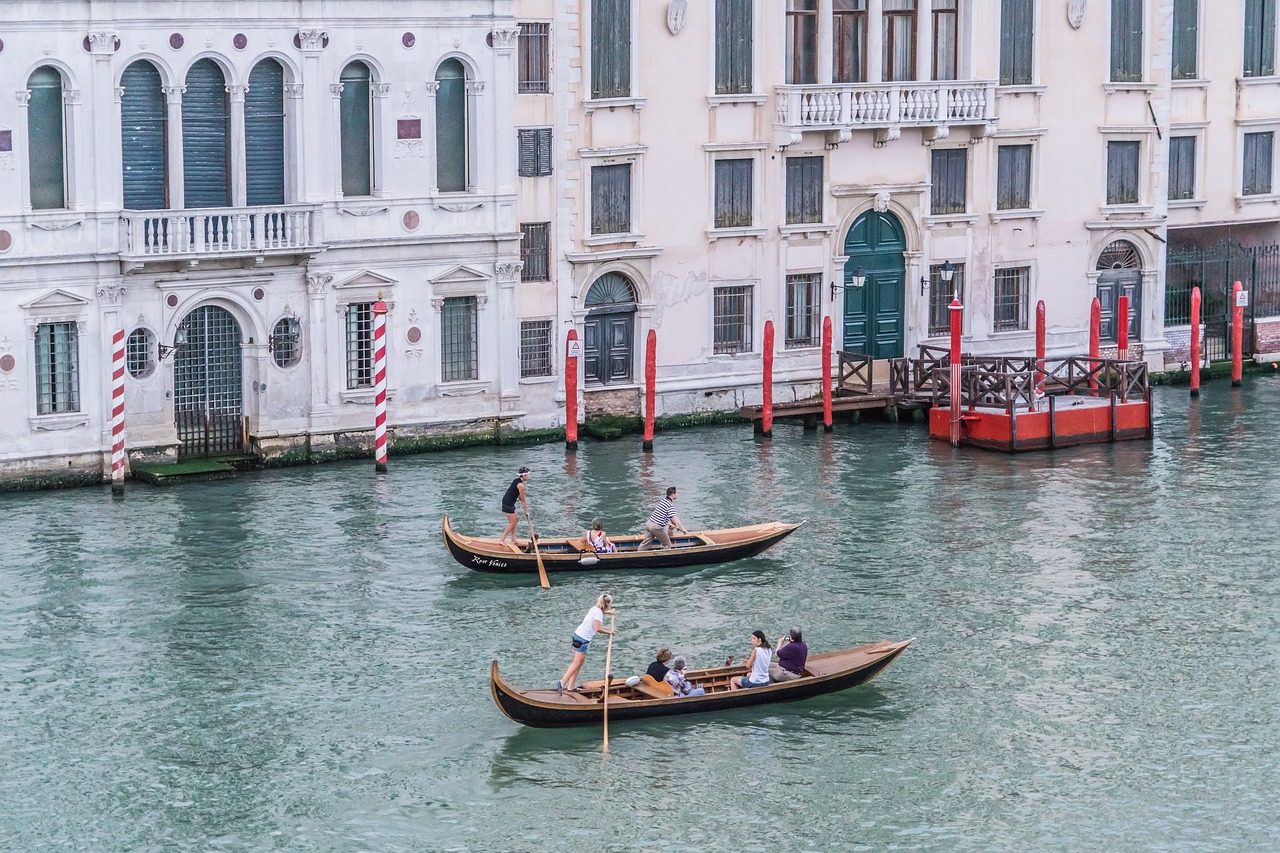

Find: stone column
<box><xmin>867</xmin><ymin>0</ymin><xmax>884</xmax><ymax>83</ymax></box>
<box><xmin>88</xmin><ymin>32</ymin><xmax>120</xmax><ymax>216</ymax></box>
<box><xmin>495</xmin><ymin>262</ymin><xmax>523</xmax><ymax>405</ymax></box>
<box><xmin>228</xmin><ymin>84</ymin><xmax>249</xmax><ymax>207</ymax></box>
<box><xmin>490</xmin><ymin>26</ymin><xmax>520</xmax><ymax>195</ymax></box>
<box><xmin>329</xmin><ymin>83</ymin><xmax>346</xmax><ymax>198</ymax></box>
<box><xmin>817</xmin><ymin>0</ymin><xmax>833</xmax><ymax>84</ymax></box>
<box><xmin>164</xmin><ymin>86</ymin><xmax>186</xmax><ymax>209</ymax></box>
<box><xmin>306</xmin><ymin>271</ymin><xmax>333</xmax><ymax>421</ymax></box>
<box><xmin>464</xmin><ymin>81</ymin><xmax>486</xmax><ymax>193</ymax></box>
<box><xmin>916</xmin><ymin>1</ymin><xmax>933</xmax><ymax>83</ymax></box>
<box><xmin>372</xmin><ymin>82</ymin><xmax>391</xmax><ymax>197</ymax></box>
<box><xmin>284</xmin><ymin>83</ymin><xmax>304</xmax><ymax>202</ymax></box>
<box><xmin>424</xmin><ymin>82</ymin><xmax>439</xmax><ymax>194</ymax></box>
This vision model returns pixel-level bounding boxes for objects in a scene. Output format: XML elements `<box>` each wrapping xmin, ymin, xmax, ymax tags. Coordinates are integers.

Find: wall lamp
<box><xmin>831</xmin><ymin>266</ymin><xmax>866</xmax><ymax>301</ymax></box>
<box><xmin>269</xmin><ymin>317</ymin><xmax>301</xmax><ymax>350</ymax></box>
<box><xmin>157</xmin><ymin>326</ymin><xmax>188</xmax><ymax>361</ymax></box>
<box><xmin>922</xmin><ymin>260</ymin><xmax>955</xmax><ymax>295</ymax></box>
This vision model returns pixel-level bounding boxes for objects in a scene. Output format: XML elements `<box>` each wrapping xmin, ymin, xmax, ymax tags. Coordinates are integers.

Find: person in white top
<box><xmin>730</xmin><ymin>630</ymin><xmax>773</xmax><ymax>689</ymax></box>
<box><xmin>583</xmin><ymin>518</ymin><xmax>616</xmax><ymax>553</ymax></box>
<box><xmin>559</xmin><ymin>593</ymin><xmax>614</xmax><ymax>694</ymax></box>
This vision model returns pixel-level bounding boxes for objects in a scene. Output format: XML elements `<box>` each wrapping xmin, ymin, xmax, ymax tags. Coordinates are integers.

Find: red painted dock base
<box><xmin>928</xmin><ymin>395</ymin><xmax>1152</xmax><ymax>452</ymax></box>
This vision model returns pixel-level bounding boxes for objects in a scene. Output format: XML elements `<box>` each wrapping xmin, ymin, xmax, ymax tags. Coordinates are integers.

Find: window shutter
<box><xmin>537</xmin><ymin>128</ymin><xmax>553</xmax><ymax>176</ymax></box>
<box><xmin>120</xmin><ymin>61</ymin><xmax>167</xmax><ymax>211</ymax></box>
<box><xmin>517</xmin><ymin>129</ymin><xmax>537</xmax><ymax>176</ymax></box>
<box><xmin>716</xmin><ymin>0</ymin><xmax>753</xmax><ymax>95</ymax></box>
<box><xmin>183</xmin><ymin>59</ymin><xmax>231</xmax><ymax>208</ymax></box>
<box><xmin>339</xmin><ymin>64</ymin><xmax>373</xmax><ymax>197</ymax></box>
<box><xmin>592</xmin><ymin>0</ymin><xmax>630</xmax><ymax>98</ymax></box>
<box><xmin>1171</xmin><ymin>0</ymin><xmax>1198</xmax><ymax>79</ymax></box>
<box><xmin>999</xmin><ymin>0</ymin><xmax>1034</xmax><ymax>85</ymax></box>
<box><xmin>245</xmin><ymin>59</ymin><xmax>285</xmax><ymax>206</ymax></box>
<box><xmin>592</xmin><ymin>164</ymin><xmax>631</xmax><ymax>234</ymax></box>
<box><xmin>435</xmin><ymin>60</ymin><xmax>467</xmax><ymax>193</ymax></box>
<box><xmin>1168</xmin><ymin>136</ymin><xmax>1195</xmax><ymax>200</ymax></box>
<box><xmin>1107</xmin><ymin>141</ymin><xmax>1140</xmax><ymax>204</ymax></box>
<box><xmin>1111</xmin><ymin>0</ymin><xmax>1143</xmax><ymax>83</ymax></box>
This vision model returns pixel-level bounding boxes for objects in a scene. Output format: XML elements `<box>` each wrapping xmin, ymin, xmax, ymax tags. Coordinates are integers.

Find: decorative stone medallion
<box><xmin>169</xmin><ymin>33</ymin><xmax>184</xmax><ymax>50</ymax></box>
<box><xmin>1068</xmin><ymin>0</ymin><xmax>1087</xmax><ymax>29</ymax></box>
<box><xmin>233</xmin><ymin>33</ymin><xmax>248</xmax><ymax>50</ymax></box>
<box><xmin>402</xmin><ymin>210</ymin><xmax>420</xmax><ymax>231</ymax></box>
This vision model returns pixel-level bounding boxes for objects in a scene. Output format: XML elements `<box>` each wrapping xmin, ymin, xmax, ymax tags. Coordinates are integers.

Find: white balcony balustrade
<box><xmin>121</xmin><ymin>205</ymin><xmax>321</xmax><ymax>261</ymax></box>
<box><xmin>776</xmin><ymin>81</ymin><xmax>997</xmax><ymax>132</ymax></box>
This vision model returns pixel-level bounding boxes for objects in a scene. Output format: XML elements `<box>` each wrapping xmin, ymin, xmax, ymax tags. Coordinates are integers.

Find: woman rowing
<box><xmin>558</xmin><ymin>593</ymin><xmax>615</xmax><ymax>694</ymax></box>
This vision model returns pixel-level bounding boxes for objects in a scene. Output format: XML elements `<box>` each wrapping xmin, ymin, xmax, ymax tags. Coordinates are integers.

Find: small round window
<box><xmin>271</xmin><ymin>317</ymin><xmax>302</xmax><ymax>368</ymax></box>
<box><xmin>126</xmin><ymin>328</ymin><xmax>156</xmax><ymax>379</ymax></box>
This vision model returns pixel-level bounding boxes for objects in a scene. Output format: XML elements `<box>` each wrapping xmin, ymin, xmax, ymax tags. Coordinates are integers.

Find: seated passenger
<box><xmin>730</xmin><ymin>630</ymin><xmax>773</xmax><ymax>689</ymax></box>
<box><xmin>646</xmin><ymin>647</ymin><xmax>673</xmax><ymax>683</ymax></box>
<box><xmin>664</xmin><ymin>656</ymin><xmax>705</xmax><ymax>697</ymax></box>
<box><xmin>769</xmin><ymin>626</ymin><xmax>808</xmax><ymax>682</ymax></box>
<box><xmin>585</xmin><ymin>518</ymin><xmax>617</xmax><ymax>554</ymax></box>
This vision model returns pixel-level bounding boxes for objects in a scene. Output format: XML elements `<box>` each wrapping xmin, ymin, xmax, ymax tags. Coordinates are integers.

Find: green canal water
<box><xmin>2</xmin><ymin>380</ymin><xmax>1278</xmax><ymax>852</ymax></box>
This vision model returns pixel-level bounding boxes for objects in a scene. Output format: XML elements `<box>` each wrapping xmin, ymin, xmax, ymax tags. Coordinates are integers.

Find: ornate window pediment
<box><xmin>334</xmin><ymin>269</ymin><xmax>397</xmax><ymax>290</ymax></box>
<box><xmin>430</xmin><ymin>264</ymin><xmax>489</xmax><ymax>297</ymax></box>
<box><xmin>21</xmin><ymin>288</ymin><xmax>90</xmax><ymax>312</ymax></box>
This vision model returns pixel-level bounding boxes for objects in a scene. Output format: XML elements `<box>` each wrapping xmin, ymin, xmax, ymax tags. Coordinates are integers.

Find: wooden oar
<box><xmin>524</xmin><ymin>508</ymin><xmax>550</xmax><ymax>589</ymax></box>
<box><xmin>602</xmin><ymin>611</ymin><xmax>616</xmax><ymax>753</ymax></box>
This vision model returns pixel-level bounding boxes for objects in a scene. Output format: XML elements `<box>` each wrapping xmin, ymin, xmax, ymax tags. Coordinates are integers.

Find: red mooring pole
<box><xmin>110</xmin><ymin>328</ymin><xmax>126</xmax><ymax>495</ymax></box>
<box><xmin>1232</xmin><ymin>280</ymin><xmax>1244</xmax><ymax>387</ymax></box>
<box><xmin>949</xmin><ymin>299</ymin><xmax>963</xmax><ymax>447</ymax></box>
<box><xmin>1117</xmin><ymin>295</ymin><xmax>1130</xmax><ymax>362</ymax></box>
<box><xmin>372</xmin><ymin>296</ymin><xmax>389</xmax><ymax>474</ymax></box>
<box><xmin>821</xmin><ymin>315</ymin><xmax>833</xmax><ymax>432</ymax></box>
<box><xmin>642</xmin><ymin>329</ymin><xmax>656</xmax><ymax>451</ymax></box>
<box><xmin>1035</xmin><ymin>300</ymin><xmax>1046</xmax><ymax>408</ymax></box>
<box><xmin>565</xmin><ymin>328</ymin><xmax>579</xmax><ymax>450</ymax></box>
<box><xmin>1190</xmin><ymin>286</ymin><xmax>1202</xmax><ymax>398</ymax></box>
<box><xmin>761</xmin><ymin>320</ymin><xmax>775</xmax><ymax>438</ymax></box>
<box><xmin>1089</xmin><ymin>297</ymin><xmax>1102</xmax><ymax>396</ymax></box>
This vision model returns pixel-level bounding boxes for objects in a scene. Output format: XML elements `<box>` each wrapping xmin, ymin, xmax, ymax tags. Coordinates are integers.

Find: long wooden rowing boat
<box><xmin>443</xmin><ymin>514</ymin><xmax>801</xmax><ymax>574</ymax></box>
<box><xmin>490</xmin><ymin>639</ymin><xmax>912</xmax><ymax>728</ymax></box>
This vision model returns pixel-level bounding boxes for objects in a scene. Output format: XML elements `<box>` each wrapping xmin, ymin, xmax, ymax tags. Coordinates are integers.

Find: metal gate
<box><xmin>1166</xmin><ymin>242</ymin><xmax>1280</xmax><ymax>361</ymax></box>
<box><xmin>174</xmin><ymin>305</ymin><xmax>244</xmax><ymax>457</ymax></box>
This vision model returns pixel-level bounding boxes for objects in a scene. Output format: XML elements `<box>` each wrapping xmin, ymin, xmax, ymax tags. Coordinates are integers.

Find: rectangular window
<box><xmin>785</xmin><ymin>274</ymin><xmax>821</xmax><ymax>349</ymax></box>
<box><xmin>520</xmin><ymin>222</ymin><xmax>550</xmax><ymax>281</ymax></box>
<box><xmin>884</xmin><ymin>0</ymin><xmax>918</xmax><ymax>82</ymax></box>
<box><xmin>1171</xmin><ymin>0</ymin><xmax>1198</xmax><ymax>79</ymax></box>
<box><xmin>714</xmin><ymin>158</ymin><xmax>753</xmax><ymax>229</ymax></box>
<box><xmin>520</xmin><ymin>320</ymin><xmax>554</xmax><ymax>378</ymax></box>
<box><xmin>591</xmin><ymin>0</ymin><xmax>631</xmax><ymax>98</ymax></box>
<box><xmin>930</xmin><ymin>148</ymin><xmax>967</xmax><ymax>215</ymax></box>
<box><xmin>1111</xmin><ymin>0</ymin><xmax>1144</xmax><ymax>83</ymax></box>
<box><xmin>441</xmin><ymin>296</ymin><xmax>478</xmax><ymax>382</ymax></box>
<box><xmin>1245</xmin><ymin>0</ymin><xmax>1276</xmax><ymax>77</ymax></box>
<box><xmin>996</xmin><ymin>144</ymin><xmax>1032</xmax><ymax>210</ymax></box>
<box><xmin>715</xmin><ymin>0</ymin><xmax>753</xmax><ymax>94</ymax></box>
<box><xmin>928</xmin><ymin>263</ymin><xmax>966</xmax><ymax>337</ymax></box>
<box><xmin>1243</xmin><ymin>131</ymin><xmax>1274</xmax><ymax>196</ymax></box>
<box><xmin>833</xmin><ymin>0</ymin><xmax>868</xmax><ymax>83</ymax></box>
<box><xmin>786</xmin><ymin>0</ymin><xmax>818</xmax><ymax>84</ymax></box>
<box><xmin>590</xmin><ymin>163</ymin><xmax>632</xmax><ymax>234</ymax></box>
<box><xmin>517</xmin><ymin>127</ymin><xmax>553</xmax><ymax>177</ymax></box>
<box><xmin>993</xmin><ymin>267</ymin><xmax>1030</xmax><ymax>332</ymax></box>
<box><xmin>1000</xmin><ymin>0</ymin><xmax>1034</xmax><ymax>85</ymax></box>
<box><xmin>1168</xmin><ymin>136</ymin><xmax>1196</xmax><ymax>200</ymax></box>
<box><xmin>785</xmin><ymin>156</ymin><xmax>823</xmax><ymax>224</ymax></box>
<box><xmin>518</xmin><ymin>22</ymin><xmax>551</xmax><ymax>93</ymax></box>
<box><xmin>345</xmin><ymin>303</ymin><xmax>373</xmax><ymax>389</ymax></box>
<box><xmin>933</xmin><ymin>0</ymin><xmax>959</xmax><ymax>80</ymax></box>
<box><xmin>1106</xmin><ymin>141</ymin><xmax>1141</xmax><ymax>205</ymax></box>
<box><xmin>713</xmin><ymin>286</ymin><xmax>753</xmax><ymax>355</ymax></box>
<box><xmin>34</xmin><ymin>322</ymin><xmax>79</xmax><ymax>414</ymax></box>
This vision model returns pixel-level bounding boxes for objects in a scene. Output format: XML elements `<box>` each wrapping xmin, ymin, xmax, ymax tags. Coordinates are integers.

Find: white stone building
<box><xmin>0</xmin><ymin>0</ymin><xmax>523</xmax><ymax>487</ymax></box>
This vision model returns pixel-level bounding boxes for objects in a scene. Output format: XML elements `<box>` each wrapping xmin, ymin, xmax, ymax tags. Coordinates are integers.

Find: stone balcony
<box><xmin>120</xmin><ymin>204</ymin><xmax>322</xmax><ymax>268</ymax></box>
<box><xmin>775</xmin><ymin>80</ymin><xmax>998</xmax><ymax>146</ymax></box>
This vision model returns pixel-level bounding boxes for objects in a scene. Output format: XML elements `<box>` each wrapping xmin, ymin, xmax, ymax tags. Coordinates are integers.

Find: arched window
<box><xmin>1097</xmin><ymin>240</ymin><xmax>1142</xmax><ymax>270</ymax></box>
<box><xmin>27</xmin><ymin>66</ymin><xmax>67</xmax><ymax>210</ymax></box>
<box><xmin>435</xmin><ymin>59</ymin><xmax>468</xmax><ymax>193</ymax></box>
<box><xmin>183</xmin><ymin>59</ymin><xmax>230</xmax><ymax>208</ymax></box>
<box><xmin>246</xmin><ymin>59</ymin><xmax>285</xmax><ymax>206</ymax></box>
<box><xmin>120</xmin><ymin>60</ymin><xmax>167</xmax><ymax>210</ymax></box>
<box><xmin>339</xmin><ymin>62</ymin><xmax>373</xmax><ymax>197</ymax></box>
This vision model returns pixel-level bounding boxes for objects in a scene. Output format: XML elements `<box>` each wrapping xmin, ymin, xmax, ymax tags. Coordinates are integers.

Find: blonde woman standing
<box><xmin>559</xmin><ymin>593</ymin><xmax>614</xmax><ymax>694</ymax></box>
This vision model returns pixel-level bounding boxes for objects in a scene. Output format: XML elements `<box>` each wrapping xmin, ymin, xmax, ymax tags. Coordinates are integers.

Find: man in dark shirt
<box><xmin>769</xmin><ymin>627</ymin><xmax>808</xmax><ymax>681</ymax></box>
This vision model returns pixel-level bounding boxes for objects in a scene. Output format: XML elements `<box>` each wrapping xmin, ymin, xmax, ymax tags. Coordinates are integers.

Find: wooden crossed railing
<box><xmin>928</xmin><ymin>355</ymin><xmax>1149</xmax><ymax>409</ymax></box>
<box><xmin>836</xmin><ymin>351</ymin><xmax>873</xmax><ymax>395</ymax></box>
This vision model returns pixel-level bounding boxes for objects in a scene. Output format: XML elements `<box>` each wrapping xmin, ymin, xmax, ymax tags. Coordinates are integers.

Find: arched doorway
<box><xmin>174</xmin><ymin>305</ymin><xmax>244</xmax><ymax>457</ymax></box>
<box><xmin>843</xmin><ymin>210</ymin><xmax>907</xmax><ymax>359</ymax></box>
<box><xmin>1097</xmin><ymin>240</ymin><xmax>1142</xmax><ymax>344</ymax></box>
<box><xmin>583</xmin><ymin>272</ymin><xmax>636</xmax><ymax>385</ymax></box>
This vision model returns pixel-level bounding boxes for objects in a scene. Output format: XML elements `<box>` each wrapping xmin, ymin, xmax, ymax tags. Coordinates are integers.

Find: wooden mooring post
<box><xmin>1232</xmin><ymin>281</ymin><xmax>1244</xmax><ymax>387</ymax></box>
<box><xmin>1190</xmin><ymin>286</ymin><xmax>1202</xmax><ymax>398</ymax></box>
<box><xmin>759</xmin><ymin>320</ymin><xmax>774</xmax><ymax>438</ymax></box>
<box><xmin>821</xmin><ymin>316</ymin><xmax>833</xmax><ymax>433</ymax></box>
<box><xmin>643</xmin><ymin>329</ymin><xmax>656</xmax><ymax>451</ymax></box>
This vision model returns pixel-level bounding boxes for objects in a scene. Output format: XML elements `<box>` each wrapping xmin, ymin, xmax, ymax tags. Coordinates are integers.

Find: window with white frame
<box><xmin>35</xmin><ymin>322</ymin><xmax>80</xmax><ymax>414</ymax></box>
<box><xmin>1000</xmin><ymin>0</ymin><xmax>1034</xmax><ymax>85</ymax></box>
<box><xmin>716</xmin><ymin>0</ymin><xmax>754</xmax><ymax>94</ymax></box>
<box><xmin>517</xmin><ymin>128</ymin><xmax>553</xmax><ymax>177</ymax></box>
<box><xmin>591</xmin><ymin>0</ymin><xmax>631</xmax><ymax>98</ymax></box>
<box><xmin>785</xmin><ymin>274</ymin><xmax>821</xmax><ymax>348</ymax></box>
<box><xmin>996</xmin><ymin>143</ymin><xmax>1032</xmax><ymax>210</ymax></box>
<box><xmin>1244</xmin><ymin>0</ymin><xmax>1276</xmax><ymax>78</ymax></box>
<box><xmin>931</xmin><ymin>148</ymin><xmax>967</xmax><ymax>215</ymax></box>
<box><xmin>591</xmin><ymin>163</ymin><xmax>632</xmax><ymax>234</ymax></box>
<box><xmin>785</xmin><ymin>156</ymin><xmax>823</xmax><ymax>224</ymax></box>
<box><xmin>441</xmin><ymin>296</ymin><xmax>479</xmax><ymax>382</ymax></box>
<box><xmin>519</xmin><ymin>22</ymin><xmax>551</xmax><ymax>93</ymax></box>
<box><xmin>345</xmin><ymin>303</ymin><xmax>374</xmax><ymax>389</ymax></box>
<box><xmin>1111</xmin><ymin>0</ymin><xmax>1144</xmax><ymax>83</ymax></box>
<box><xmin>1168</xmin><ymin>136</ymin><xmax>1196</xmax><ymax>200</ymax></box>
<box><xmin>714</xmin><ymin>158</ymin><xmax>753</xmax><ymax>228</ymax></box>
<box><xmin>1243</xmin><ymin>131</ymin><xmax>1274</xmax><ymax>196</ymax></box>
<box><xmin>520</xmin><ymin>320</ymin><xmax>554</xmax><ymax>378</ymax></box>
<box><xmin>928</xmin><ymin>263</ymin><xmax>965</xmax><ymax>336</ymax></box>
<box><xmin>713</xmin><ymin>285</ymin><xmax>753</xmax><ymax>354</ymax></box>
<box><xmin>993</xmin><ymin>267</ymin><xmax>1030</xmax><ymax>332</ymax></box>
<box><xmin>1171</xmin><ymin>0</ymin><xmax>1198</xmax><ymax>79</ymax></box>
<box><xmin>1106</xmin><ymin>140</ymin><xmax>1141</xmax><ymax>205</ymax></box>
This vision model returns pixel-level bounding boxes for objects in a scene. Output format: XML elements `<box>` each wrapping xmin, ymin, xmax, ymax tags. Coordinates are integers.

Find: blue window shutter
<box><xmin>27</xmin><ymin>67</ymin><xmax>66</xmax><ymax>210</ymax></box>
<box><xmin>435</xmin><ymin>60</ymin><xmax>467</xmax><ymax>192</ymax></box>
<box><xmin>121</xmin><ymin>61</ymin><xmax>167</xmax><ymax>210</ymax></box>
<box><xmin>245</xmin><ymin>60</ymin><xmax>285</xmax><ymax>206</ymax></box>
<box><xmin>182</xmin><ymin>59</ymin><xmax>230</xmax><ymax>208</ymax></box>
<box><xmin>339</xmin><ymin>63</ymin><xmax>373</xmax><ymax>197</ymax></box>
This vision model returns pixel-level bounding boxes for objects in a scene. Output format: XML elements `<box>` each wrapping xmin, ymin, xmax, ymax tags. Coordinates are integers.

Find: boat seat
<box><xmin>634</xmin><ymin>674</ymin><xmax>675</xmax><ymax>699</ymax></box>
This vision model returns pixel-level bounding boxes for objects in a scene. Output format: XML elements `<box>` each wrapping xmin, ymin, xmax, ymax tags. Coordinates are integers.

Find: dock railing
<box><xmin>928</xmin><ymin>356</ymin><xmax>1149</xmax><ymax>409</ymax></box>
<box><xmin>836</xmin><ymin>351</ymin><xmax>874</xmax><ymax>395</ymax></box>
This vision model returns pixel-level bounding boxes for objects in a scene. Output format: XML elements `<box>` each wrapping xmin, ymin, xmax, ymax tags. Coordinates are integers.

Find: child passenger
<box><xmin>585</xmin><ymin>518</ymin><xmax>617</xmax><ymax>553</ymax></box>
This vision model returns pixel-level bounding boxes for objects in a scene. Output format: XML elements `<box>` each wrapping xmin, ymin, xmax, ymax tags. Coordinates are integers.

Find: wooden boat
<box><xmin>490</xmin><ymin>639</ymin><xmax>912</xmax><ymax>728</ymax></box>
<box><xmin>443</xmin><ymin>514</ymin><xmax>802</xmax><ymax>574</ymax></box>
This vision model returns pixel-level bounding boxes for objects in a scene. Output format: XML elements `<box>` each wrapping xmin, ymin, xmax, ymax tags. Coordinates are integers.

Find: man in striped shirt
<box><xmin>639</xmin><ymin>486</ymin><xmax>688</xmax><ymax>550</ymax></box>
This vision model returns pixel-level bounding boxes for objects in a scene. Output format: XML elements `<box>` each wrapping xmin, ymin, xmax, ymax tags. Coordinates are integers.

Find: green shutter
<box><xmin>121</xmin><ymin>61</ymin><xmax>166</xmax><ymax>210</ymax></box>
<box><xmin>1111</xmin><ymin>0</ymin><xmax>1143</xmax><ymax>83</ymax></box>
<box><xmin>27</xmin><ymin>67</ymin><xmax>66</xmax><ymax>210</ymax></box>
<box><xmin>183</xmin><ymin>59</ymin><xmax>230</xmax><ymax>208</ymax></box>
<box><xmin>340</xmin><ymin>63</ymin><xmax>372</xmax><ymax>197</ymax></box>
<box><xmin>592</xmin><ymin>0</ymin><xmax>630</xmax><ymax>98</ymax></box>
<box><xmin>1171</xmin><ymin>0</ymin><xmax>1198</xmax><ymax>79</ymax></box>
<box><xmin>245</xmin><ymin>59</ymin><xmax>285</xmax><ymax>206</ymax></box>
<box><xmin>435</xmin><ymin>60</ymin><xmax>467</xmax><ymax>193</ymax></box>
<box><xmin>1245</xmin><ymin>0</ymin><xmax>1276</xmax><ymax>77</ymax></box>
<box><xmin>716</xmin><ymin>0</ymin><xmax>753</xmax><ymax>95</ymax></box>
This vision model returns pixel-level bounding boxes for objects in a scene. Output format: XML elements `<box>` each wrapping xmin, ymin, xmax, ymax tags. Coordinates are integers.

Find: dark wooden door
<box><xmin>583</xmin><ymin>311</ymin><xmax>634</xmax><ymax>385</ymax></box>
<box><xmin>1097</xmin><ymin>269</ymin><xmax>1141</xmax><ymax>344</ymax></box>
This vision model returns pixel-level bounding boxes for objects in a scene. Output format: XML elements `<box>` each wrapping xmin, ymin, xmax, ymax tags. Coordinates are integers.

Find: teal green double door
<box><xmin>842</xmin><ymin>210</ymin><xmax>907</xmax><ymax>359</ymax></box>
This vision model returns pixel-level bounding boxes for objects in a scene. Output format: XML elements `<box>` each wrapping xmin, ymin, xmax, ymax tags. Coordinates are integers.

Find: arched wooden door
<box><xmin>1096</xmin><ymin>240</ymin><xmax>1142</xmax><ymax>344</ymax></box>
<box><xmin>174</xmin><ymin>305</ymin><xmax>244</xmax><ymax>457</ymax></box>
<box><xmin>843</xmin><ymin>210</ymin><xmax>907</xmax><ymax>358</ymax></box>
<box><xmin>582</xmin><ymin>272</ymin><xmax>636</xmax><ymax>385</ymax></box>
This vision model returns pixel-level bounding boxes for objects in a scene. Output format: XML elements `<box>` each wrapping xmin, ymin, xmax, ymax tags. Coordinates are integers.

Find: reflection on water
<box><xmin>1</xmin><ymin>379</ymin><xmax>1279</xmax><ymax>850</ymax></box>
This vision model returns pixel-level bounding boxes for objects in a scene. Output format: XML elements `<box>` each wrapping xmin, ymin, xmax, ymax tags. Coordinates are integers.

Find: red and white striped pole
<box><xmin>110</xmin><ymin>329</ymin><xmax>126</xmax><ymax>495</ymax></box>
<box><xmin>372</xmin><ymin>295</ymin><xmax>389</xmax><ymax>474</ymax></box>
